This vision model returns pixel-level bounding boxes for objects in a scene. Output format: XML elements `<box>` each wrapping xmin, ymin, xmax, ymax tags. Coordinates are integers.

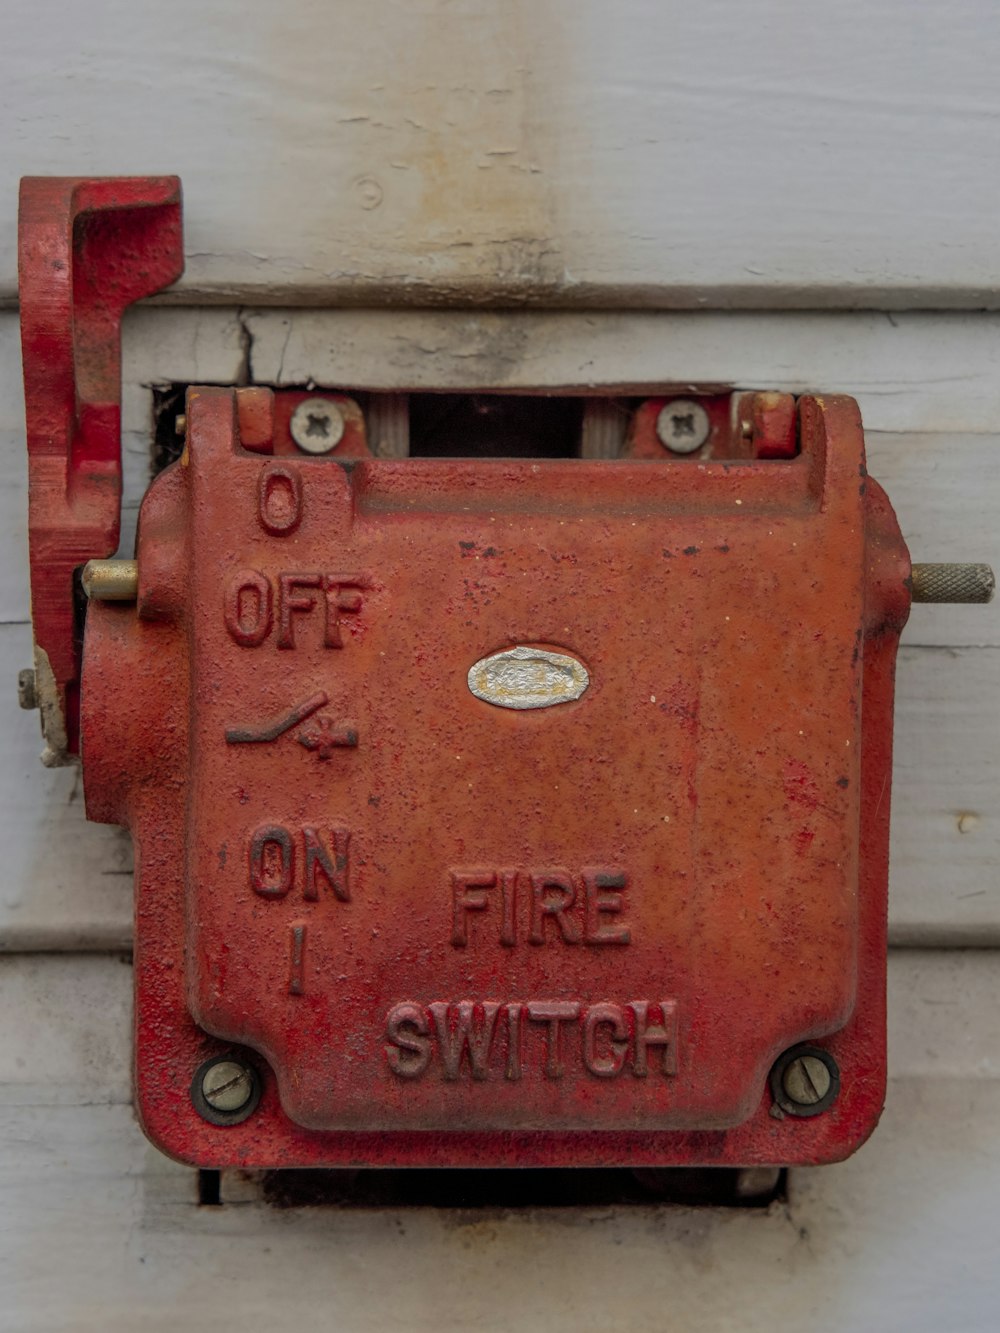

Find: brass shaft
<box><xmin>911</xmin><ymin>563</ymin><xmax>995</xmax><ymax>604</ymax></box>
<box><xmin>81</xmin><ymin>559</ymin><xmax>138</xmax><ymax>601</ymax></box>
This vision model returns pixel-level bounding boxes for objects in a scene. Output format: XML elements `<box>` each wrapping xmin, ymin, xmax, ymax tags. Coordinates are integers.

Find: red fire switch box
<box><xmin>18</xmin><ymin>176</ymin><xmax>994</xmax><ymax>1170</ymax></box>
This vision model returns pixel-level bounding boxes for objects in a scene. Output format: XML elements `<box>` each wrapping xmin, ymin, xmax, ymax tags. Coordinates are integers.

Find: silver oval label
<box><xmin>467</xmin><ymin>646</ymin><xmax>589</xmax><ymax>711</ymax></box>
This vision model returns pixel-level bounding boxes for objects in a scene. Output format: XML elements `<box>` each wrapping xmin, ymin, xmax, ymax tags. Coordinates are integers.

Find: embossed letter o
<box><xmin>224</xmin><ymin>570</ymin><xmax>273</xmax><ymax>647</ymax></box>
<box><xmin>258</xmin><ymin>463</ymin><xmax>303</xmax><ymax>535</ymax></box>
<box><xmin>249</xmin><ymin>826</ymin><xmax>294</xmax><ymax>898</ymax></box>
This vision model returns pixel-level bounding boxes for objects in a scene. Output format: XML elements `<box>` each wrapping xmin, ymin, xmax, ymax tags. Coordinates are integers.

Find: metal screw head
<box><xmin>655</xmin><ymin>399</ymin><xmax>711</xmax><ymax>454</ymax></box>
<box><xmin>290</xmin><ymin>397</ymin><xmax>345</xmax><ymax>454</ymax></box>
<box><xmin>191</xmin><ymin>1055</ymin><xmax>261</xmax><ymax>1126</ymax></box>
<box><xmin>202</xmin><ymin>1060</ymin><xmax>253</xmax><ymax>1112</ymax></box>
<box><xmin>782</xmin><ymin>1054</ymin><xmax>831</xmax><ymax>1106</ymax></box>
<box><xmin>769</xmin><ymin>1044</ymin><xmax>840</xmax><ymax>1118</ymax></box>
<box><xmin>17</xmin><ymin>668</ymin><xmax>37</xmax><ymax>710</ymax></box>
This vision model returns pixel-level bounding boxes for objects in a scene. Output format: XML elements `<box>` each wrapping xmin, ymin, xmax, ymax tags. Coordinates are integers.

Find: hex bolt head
<box><xmin>17</xmin><ymin>668</ymin><xmax>38</xmax><ymax>711</ymax></box>
<box><xmin>290</xmin><ymin>397</ymin><xmax>345</xmax><ymax>454</ymax></box>
<box><xmin>655</xmin><ymin>399</ymin><xmax>711</xmax><ymax>454</ymax></box>
<box><xmin>769</xmin><ymin>1044</ymin><xmax>840</xmax><ymax>1118</ymax></box>
<box><xmin>191</xmin><ymin>1055</ymin><xmax>262</xmax><ymax>1126</ymax></box>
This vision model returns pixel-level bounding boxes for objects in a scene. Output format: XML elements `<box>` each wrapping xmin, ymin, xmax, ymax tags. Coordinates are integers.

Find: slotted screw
<box><xmin>770</xmin><ymin>1044</ymin><xmax>839</xmax><ymax>1118</ymax></box>
<box><xmin>200</xmin><ymin>1060</ymin><xmax>254</xmax><ymax>1113</ymax></box>
<box><xmin>781</xmin><ymin>1054</ymin><xmax>831</xmax><ymax>1107</ymax></box>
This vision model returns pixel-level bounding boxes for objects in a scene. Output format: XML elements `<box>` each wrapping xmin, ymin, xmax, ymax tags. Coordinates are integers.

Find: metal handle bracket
<box><xmin>18</xmin><ymin>176</ymin><xmax>183</xmax><ymax>763</ymax></box>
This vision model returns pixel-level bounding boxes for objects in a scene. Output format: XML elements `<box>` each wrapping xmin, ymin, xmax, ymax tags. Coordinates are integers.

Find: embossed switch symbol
<box><xmin>298</xmin><ymin>714</ymin><xmax>359</xmax><ymax>759</ymax></box>
<box><xmin>225</xmin><ymin>691</ymin><xmax>328</xmax><ymax>745</ymax></box>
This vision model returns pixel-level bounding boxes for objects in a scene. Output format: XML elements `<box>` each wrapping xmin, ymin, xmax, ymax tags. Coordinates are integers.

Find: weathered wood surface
<box><xmin>1</xmin><ymin>951</ymin><xmax>998</xmax><ymax>1332</ymax></box>
<box><xmin>4</xmin><ymin>307</ymin><xmax>1000</xmax><ymax>641</ymax></box>
<box><xmin>240</xmin><ymin>307</ymin><xmax>1000</xmax><ymax>437</ymax></box>
<box><xmin>4</xmin><ymin>9</ymin><xmax>1000</xmax><ymax>1325</ymax></box>
<box><xmin>3</xmin><ymin>2</ymin><xmax>1000</xmax><ymax>309</ymax></box>
<box><xmin>1</xmin><ymin>307</ymin><xmax>998</xmax><ymax>948</ymax></box>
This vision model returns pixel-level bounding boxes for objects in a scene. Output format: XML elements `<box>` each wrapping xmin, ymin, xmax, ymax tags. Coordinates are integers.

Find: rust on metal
<box><xmin>78</xmin><ymin>382</ymin><xmax>914</xmax><ymax>1169</ymax></box>
<box><xmin>22</xmin><ymin>176</ymin><xmax>973</xmax><ymax>1172</ymax></box>
<box><xmin>18</xmin><ymin>175</ymin><xmax>183</xmax><ymax>762</ymax></box>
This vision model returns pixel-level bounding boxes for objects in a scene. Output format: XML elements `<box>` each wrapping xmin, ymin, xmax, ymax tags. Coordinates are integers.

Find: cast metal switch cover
<box><xmin>17</xmin><ymin>175</ymin><xmax>994</xmax><ymax>1169</ymax></box>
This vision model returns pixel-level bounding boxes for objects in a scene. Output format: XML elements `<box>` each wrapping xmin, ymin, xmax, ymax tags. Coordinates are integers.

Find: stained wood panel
<box><xmin>3</xmin><ymin>3</ymin><xmax>1000</xmax><ymax>308</ymax></box>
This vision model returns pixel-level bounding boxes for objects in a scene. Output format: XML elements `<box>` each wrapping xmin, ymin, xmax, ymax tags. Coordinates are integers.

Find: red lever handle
<box><xmin>18</xmin><ymin>176</ymin><xmax>183</xmax><ymax>763</ymax></box>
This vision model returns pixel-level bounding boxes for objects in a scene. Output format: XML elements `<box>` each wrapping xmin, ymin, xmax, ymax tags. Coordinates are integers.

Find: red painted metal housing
<box><xmin>20</xmin><ymin>178</ymin><xmax>912</xmax><ymax>1168</ymax></box>
<box><xmin>18</xmin><ymin>176</ymin><xmax>183</xmax><ymax>762</ymax></box>
<box><xmin>80</xmin><ymin>388</ymin><xmax>910</xmax><ymax>1168</ymax></box>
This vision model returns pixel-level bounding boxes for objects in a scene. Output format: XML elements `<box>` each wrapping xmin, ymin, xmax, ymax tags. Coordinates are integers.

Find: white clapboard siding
<box><xmin>0</xmin><ymin>951</ymin><xmax>998</xmax><ymax>1333</ymax></box>
<box><xmin>5</xmin><ymin>306</ymin><xmax>1000</xmax><ymax>438</ymax></box>
<box><xmin>239</xmin><ymin>308</ymin><xmax>1000</xmax><ymax>437</ymax></box>
<box><xmin>3</xmin><ymin>3</ymin><xmax>1000</xmax><ymax>309</ymax></box>
<box><xmin>1</xmin><ymin>623</ymin><xmax>135</xmax><ymax>951</ymax></box>
<box><xmin>2</xmin><ymin>306</ymin><xmax>999</xmax><ymax>948</ymax></box>
<box><xmin>0</xmin><ymin>310</ymin><xmax>247</xmax><ymax>623</ymax></box>
<box><xmin>3</xmin><ymin>307</ymin><xmax>1000</xmax><ymax>642</ymax></box>
<box><xmin>889</xmin><ymin>646</ymin><xmax>1000</xmax><ymax>944</ymax></box>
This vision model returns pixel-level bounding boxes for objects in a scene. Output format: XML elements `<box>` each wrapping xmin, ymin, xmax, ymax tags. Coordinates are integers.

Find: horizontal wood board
<box><xmin>2</xmin><ymin>308</ymin><xmax>998</xmax><ymax>947</ymax></box>
<box><xmin>4</xmin><ymin>2</ymin><xmax>1000</xmax><ymax>308</ymax></box>
<box><xmin>1</xmin><ymin>951</ymin><xmax>998</xmax><ymax>1332</ymax></box>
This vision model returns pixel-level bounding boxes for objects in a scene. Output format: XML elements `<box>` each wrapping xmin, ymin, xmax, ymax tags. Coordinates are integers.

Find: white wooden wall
<box><xmin>2</xmin><ymin>3</ymin><xmax>1000</xmax><ymax>1329</ymax></box>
